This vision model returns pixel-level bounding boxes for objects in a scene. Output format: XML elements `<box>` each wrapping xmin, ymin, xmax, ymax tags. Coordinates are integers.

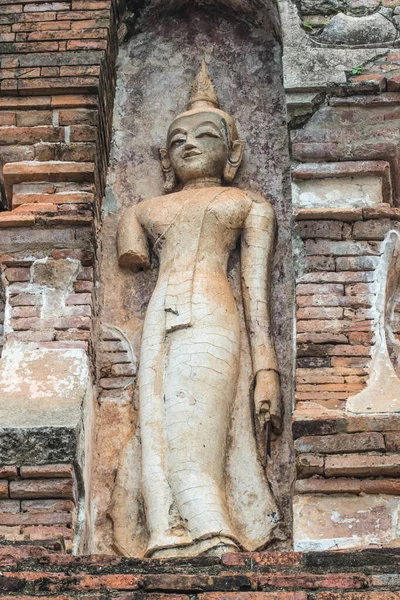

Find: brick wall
<box><xmin>0</xmin><ymin>0</ymin><xmax>118</xmax><ymax>212</ymax></box>
<box><xmin>0</xmin><ymin>549</ymin><xmax>400</xmax><ymax>598</ymax></box>
<box><xmin>0</xmin><ymin>464</ymin><xmax>76</xmax><ymax>553</ymax></box>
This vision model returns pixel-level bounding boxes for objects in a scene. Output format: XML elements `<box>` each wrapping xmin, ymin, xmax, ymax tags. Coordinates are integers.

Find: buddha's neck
<box><xmin>182</xmin><ymin>177</ymin><xmax>221</xmax><ymax>190</ymax></box>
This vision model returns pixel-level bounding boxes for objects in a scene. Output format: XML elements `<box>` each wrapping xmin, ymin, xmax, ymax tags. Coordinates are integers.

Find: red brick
<box><xmin>27</xmin><ymin>28</ymin><xmax>107</xmax><ymax>41</ymax></box>
<box><xmin>72</xmin><ymin>0</ymin><xmax>111</xmax><ymax>7</ymax></box>
<box><xmin>7</xmin><ymin>330</ymin><xmax>56</xmax><ymax>343</ymax></box>
<box><xmin>297</xmin><ymin>454</ymin><xmax>324</xmax><ymax>478</ymax></box>
<box><xmin>57</xmin><ymin>9</ymin><xmax>110</xmax><ymax>20</ymax></box>
<box><xmin>0</xmin><ymin>482</ymin><xmax>8</xmax><ymax>499</ymax></box>
<box><xmin>0</xmin><ymin>126</ymin><xmax>63</xmax><ymax>145</ymax></box>
<box><xmin>325</xmin><ymin>453</ymin><xmax>400</xmax><ymax>477</ymax></box>
<box><xmin>66</xmin><ymin>39</ymin><xmax>107</xmax><ymax>50</ymax></box>
<box><xmin>200</xmin><ymin>595</ymin><xmax>306</xmax><ymax>600</ymax></box>
<box><xmin>77</xmin><ymin>574</ymin><xmax>140</xmax><ymax>590</ymax></box>
<box><xmin>0</xmin><ymin>467</ymin><xmax>18</xmax><ymax>479</ymax></box>
<box><xmin>8</xmin><ymin>293</ymin><xmax>42</xmax><ymax>307</ymax></box>
<box><xmin>297</xmin><ymin>307</ymin><xmax>343</xmax><ymax>320</ymax></box>
<box><xmin>20</xmin><ymin>464</ymin><xmax>72</xmax><ymax>478</ymax></box>
<box><xmin>0</xmin><ymin>511</ymin><xmax>72</xmax><ymax>526</ymax></box>
<box><xmin>221</xmin><ymin>554</ymin><xmax>302</xmax><ymax>567</ymax></box>
<box><xmin>295</xmin><ymin>432</ymin><xmax>384</xmax><ymax>454</ymax></box>
<box><xmin>385</xmin><ymin>432</ymin><xmax>400</xmax><ymax>452</ymax></box>
<box><xmin>12</xmin><ymin>19</ymin><xmax>71</xmax><ymax>32</ymax></box>
<box><xmin>0</xmin><ymin>112</ymin><xmax>16</xmax><ymax>126</ymax></box>
<box><xmin>296</xmin><ymin>220</ymin><xmax>343</xmax><ymax>240</ymax></box>
<box><xmin>24</xmin><ymin>2</ymin><xmax>70</xmax><ymax>11</ymax></box>
<box><xmin>388</xmin><ymin>76</ymin><xmax>400</xmax><ymax>92</ymax></box>
<box><xmin>0</xmin><ymin>500</ymin><xmax>20</xmax><ymax>513</ymax></box>
<box><xmin>11</xmin><ymin>306</ymin><xmax>40</xmax><ymax>318</ymax></box>
<box><xmin>295</xmin><ymin>478</ymin><xmax>361</xmax><ymax>495</ymax></box>
<box><xmin>10</xmin><ymin>478</ymin><xmax>73</xmax><ymax>499</ymax></box>
<box><xmin>318</xmin><ymin>594</ymin><xmax>400</xmax><ymax>599</ymax></box>
<box><xmin>296</xmin><ymin>284</ymin><xmax>344</xmax><ymax>296</ymax></box>
<box><xmin>361</xmin><ymin>479</ymin><xmax>400</xmax><ymax>495</ymax></box>
<box><xmin>0</xmin><ymin>41</ymin><xmax>59</xmax><ymax>53</ymax></box>
<box><xmin>258</xmin><ymin>574</ymin><xmax>367</xmax><ymax>589</ymax></box>
<box><xmin>74</xmin><ymin>280</ymin><xmax>93</xmax><ymax>293</ymax></box>
<box><xmin>23</xmin><ymin>525</ymin><xmax>73</xmax><ymax>540</ymax></box>
<box><xmin>21</xmin><ymin>499</ymin><xmax>74</xmax><ymax>512</ymax></box>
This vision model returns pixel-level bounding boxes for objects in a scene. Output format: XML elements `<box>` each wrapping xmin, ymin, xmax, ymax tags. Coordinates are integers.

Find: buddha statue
<box><xmin>117</xmin><ymin>62</ymin><xmax>282</xmax><ymax>558</ymax></box>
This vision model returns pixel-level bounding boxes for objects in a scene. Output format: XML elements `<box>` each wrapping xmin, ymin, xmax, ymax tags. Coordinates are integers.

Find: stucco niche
<box><xmin>93</xmin><ymin>2</ymin><xmax>293</xmax><ymax>556</ymax></box>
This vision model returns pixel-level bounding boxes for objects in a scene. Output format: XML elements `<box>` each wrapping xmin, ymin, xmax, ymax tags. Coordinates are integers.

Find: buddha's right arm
<box><xmin>117</xmin><ymin>206</ymin><xmax>150</xmax><ymax>270</ymax></box>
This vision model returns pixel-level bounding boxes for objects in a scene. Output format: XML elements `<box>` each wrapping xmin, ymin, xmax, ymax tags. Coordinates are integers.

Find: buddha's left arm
<box><xmin>241</xmin><ymin>192</ymin><xmax>281</xmax><ymax>435</ymax></box>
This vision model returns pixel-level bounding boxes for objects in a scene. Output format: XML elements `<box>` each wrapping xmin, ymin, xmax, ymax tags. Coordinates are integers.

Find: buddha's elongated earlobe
<box><xmin>224</xmin><ymin>139</ymin><xmax>245</xmax><ymax>183</ymax></box>
<box><xmin>159</xmin><ymin>148</ymin><xmax>177</xmax><ymax>193</ymax></box>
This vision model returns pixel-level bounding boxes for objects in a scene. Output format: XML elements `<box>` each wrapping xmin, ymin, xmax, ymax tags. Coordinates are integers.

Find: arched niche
<box><xmin>92</xmin><ymin>0</ymin><xmax>293</xmax><ymax>554</ymax></box>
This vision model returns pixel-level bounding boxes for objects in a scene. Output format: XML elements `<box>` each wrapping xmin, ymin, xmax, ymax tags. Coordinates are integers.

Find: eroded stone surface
<box><xmin>319</xmin><ymin>12</ymin><xmax>397</xmax><ymax>45</ymax></box>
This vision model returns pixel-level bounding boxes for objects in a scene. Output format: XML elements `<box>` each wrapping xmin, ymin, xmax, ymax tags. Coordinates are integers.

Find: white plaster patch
<box><xmin>292</xmin><ymin>175</ymin><xmax>383</xmax><ymax>209</ymax></box>
<box><xmin>0</xmin><ymin>342</ymin><xmax>90</xmax><ymax>428</ymax></box>
<box><xmin>293</xmin><ymin>494</ymin><xmax>400</xmax><ymax>551</ymax></box>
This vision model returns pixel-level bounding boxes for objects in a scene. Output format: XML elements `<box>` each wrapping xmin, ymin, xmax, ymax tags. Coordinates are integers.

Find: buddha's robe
<box><xmin>116</xmin><ymin>186</ymin><xmax>280</xmax><ymax>557</ymax></box>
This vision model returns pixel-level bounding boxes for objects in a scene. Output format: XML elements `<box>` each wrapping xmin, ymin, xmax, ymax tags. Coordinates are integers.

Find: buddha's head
<box><xmin>160</xmin><ymin>62</ymin><xmax>245</xmax><ymax>192</ymax></box>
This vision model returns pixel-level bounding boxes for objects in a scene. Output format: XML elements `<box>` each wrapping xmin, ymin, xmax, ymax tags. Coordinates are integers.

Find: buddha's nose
<box><xmin>184</xmin><ymin>137</ymin><xmax>196</xmax><ymax>150</ymax></box>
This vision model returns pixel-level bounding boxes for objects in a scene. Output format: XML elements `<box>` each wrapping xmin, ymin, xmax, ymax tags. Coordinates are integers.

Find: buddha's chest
<box><xmin>137</xmin><ymin>188</ymin><xmax>251</xmax><ymax>247</ymax></box>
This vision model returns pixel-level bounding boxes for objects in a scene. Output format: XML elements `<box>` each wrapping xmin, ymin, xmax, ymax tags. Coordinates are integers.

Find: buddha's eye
<box><xmin>196</xmin><ymin>131</ymin><xmax>219</xmax><ymax>139</ymax></box>
<box><xmin>169</xmin><ymin>136</ymin><xmax>186</xmax><ymax>147</ymax></box>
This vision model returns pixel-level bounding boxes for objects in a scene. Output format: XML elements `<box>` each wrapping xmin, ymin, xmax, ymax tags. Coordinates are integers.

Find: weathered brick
<box><xmin>299</xmin><ymin>272</ymin><xmax>374</xmax><ymax>284</ymax></box>
<box><xmin>0</xmin><ymin>467</ymin><xmax>18</xmax><ymax>479</ymax></box>
<box><xmin>10</xmin><ymin>479</ymin><xmax>73</xmax><ymax>499</ymax></box>
<box><xmin>385</xmin><ymin>432</ymin><xmax>400</xmax><ymax>452</ymax></box>
<box><xmin>21</xmin><ymin>499</ymin><xmax>74</xmax><ymax>512</ymax></box>
<box><xmin>258</xmin><ymin>574</ymin><xmax>367</xmax><ymax>589</ymax></box>
<box><xmin>295</xmin><ymin>432</ymin><xmax>384</xmax><ymax>454</ymax></box>
<box><xmin>304</xmin><ymin>240</ymin><xmax>382</xmax><ymax>256</ymax></box>
<box><xmin>297</xmin><ymin>454</ymin><xmax>324</xmax><ymax>478</ymax></box>
<box><xmin>24</xmin><ymin>2</ymin><xmax>70</xmax><ymax>12</ymax></box>
<box><xmin>0</xmin><ymin>511</ymin><xmax>72</xmax><ymax>526</ymax></box>
<box><xmin>23</xmin><ymin>524</ymin><xmax>73</xmax><ymax>540</ymax></box>
<box><xmin>353</xmin><ymin>219</ymin><xmax>391</xmax><ymax>240</ymax></box>
<box><xmin>20</xmin><ymin>464</ymin><xmax>72</xmax><ymax>479</ymax></box>
<box><xmin>11</xmin><ymin>306</ymin><xmax>40</xmax><ymax>318</ymax></box>
<box><xmin>296</xmin><ymin>220</ymin><xmax>343</xmax><ymax>240</ymax></box>
<box><xmin>0</xmin><ymin>482</ymin><xmax>8</xmax><ymax>499</ymax></box>
<box><xmin>0</xmin><ymin>126</ymin><xmax>63</xmax><ymax>145</ymax></box>
<box><xmin>0</xmin><ymin>500</ymin><xmax>20</xmax><ymax>515</ymax></box>
<box><xmin>318</xmin><ymin>593</ymin><xmax>400</xmax><ymax>599</ymax></box>
<box><xmin>336</xmin><ymin>256</ymin><xmax>379</xmax><ymax>271</ymax></box>
<box><xmin>325</xmin><ymin>453</ymin><xmax>400</xmax><ymax>477</ymax></box>
<box><xmin>297</xmin><ymin>307</ymin><xmax>343</xmax><ymax>319</ymax></box>
<box><xmin>295</xmin><ymin>478</ymin><xmax>361</xmax><ymax>495</ymax></box>
<box><xmin>296</xmin><ymin>284</ymin><xmax>344</xmax><ymax>296</ymax></box>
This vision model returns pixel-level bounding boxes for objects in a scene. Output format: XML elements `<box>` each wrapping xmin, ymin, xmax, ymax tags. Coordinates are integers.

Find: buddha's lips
<box><xmin>183</xmin><ymin>150</ymin><xmax>202</xmax><ymax>158</ymax></box>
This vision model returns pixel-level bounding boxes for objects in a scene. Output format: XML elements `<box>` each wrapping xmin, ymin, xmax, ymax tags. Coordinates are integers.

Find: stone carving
<box><xmin>347</xmin><ymin>230</ymin><xmax>400</xmax><ymax>414</ymax></box>
<box><xmin>318</xmin><ymin>10</ymin><xmax>397</xmax><ymax>45</ymax></box>
<box><xmin>117</xmin><ymin>62</ymin><xmax>282</xmax><ymax>557</ymax></box>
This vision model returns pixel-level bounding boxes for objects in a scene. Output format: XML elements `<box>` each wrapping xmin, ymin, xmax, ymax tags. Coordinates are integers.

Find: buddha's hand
<box><xmin>254</xmin><ymin>369</ymin><xmax>282</xmax><ymax>435</ymax></box>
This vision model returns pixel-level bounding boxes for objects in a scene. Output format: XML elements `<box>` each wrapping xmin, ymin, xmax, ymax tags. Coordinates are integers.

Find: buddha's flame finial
<box><xmin>187</xmin><ymin>60</ymin><xmax>220</xmax><ymax>110</ymax></box>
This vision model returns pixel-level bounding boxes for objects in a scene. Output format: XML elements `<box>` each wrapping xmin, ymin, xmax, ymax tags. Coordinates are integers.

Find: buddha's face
<box><xmin>167</xmin><ymin>111</ymin><xmax>230</xmax><ymax>184</ymax></box>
